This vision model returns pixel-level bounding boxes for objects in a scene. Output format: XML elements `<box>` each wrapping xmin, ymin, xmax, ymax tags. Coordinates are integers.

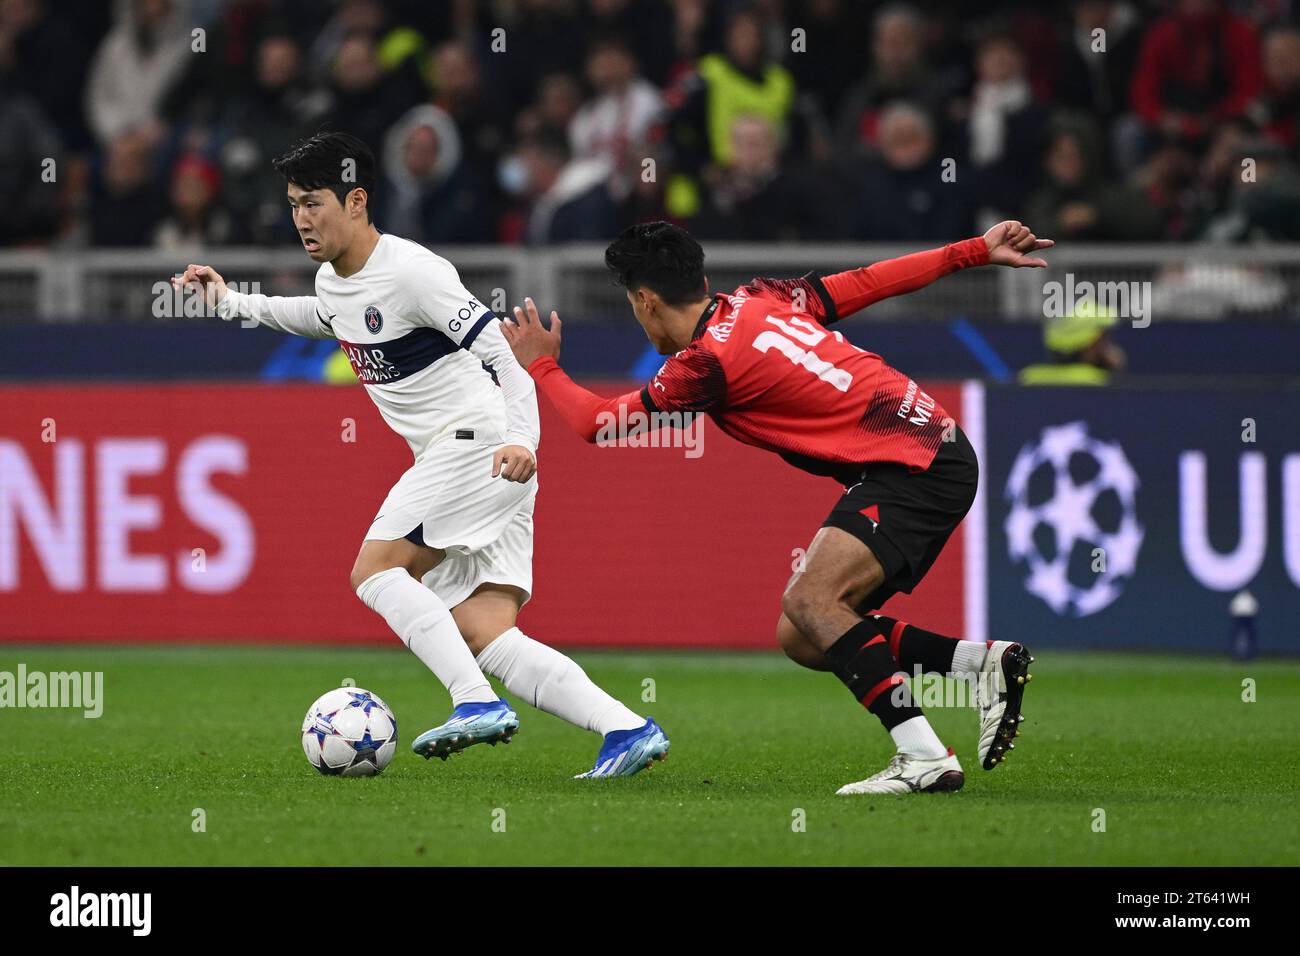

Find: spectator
<box><xmin>321</xmin><ymin>31</ymin><xmax>416</xmax><ymax>155</ymax></box>
<box><xmin>89</xmin><ymin>129</ymin><xmax>166</xmax><ymax>246</ymax></box>
<box><xmin>782</xmin><ymin>0</ymin><xmax>872</xmax><ymax>121</ymax></box>
<box><xmin>428</xmin><ymin>39</ymin><xmax>510</xmax><ymax>175</ymax></box>
<box><xmin>582</xmin><ymin>0</ymin><xmax>680</xmax><ymax>87</ymax></box>
<box><xmin>667</xmin><ymin>4</ymin><xmax>795</xmax><ymax>178</ymax></box>
<box><xmin>0</xmin><ymin>65</ymin><xmax>64</xmax><ymax>245</ymax></box>
<box><xmin>217</xmin><ymin>32</ymin><xmax>330</xmax><ymax>244</ymax></box>
<box><xmin>153</xmin><ymin>153</ymin><xmax>238</xmax><ymax>250</ymax></box>
<box><xmin>376</xmin><ymin>104</ymin><xmax>491</xmax><ymax>244</ymax></box>
<box><xmin>0</xmin><ymin>0</ymin><xmax>103</xmax><ymax>151</ymax></box>
<box><xmin>497</xmin><ymin>0</ymin><xmax>589</xmax><ymax>116</ymax></box>
<box><xmin>1129</xmin><ymin>138</ymin><xmax>1200</xmax><ymax>239</ymax></box>
<box><xmin>518</xmin><ymin>132</ymin><xmax>618</xmax><ymax>244</ymax></box>
<box><xmin>963</xmin><ymin>31</ymin><xmax>1049</xmax><ymax>224</ymax></box>
<box><xmin>517</xmin><ymin>72</ymin><xmax>586</xmax><ymax>142</ymax></box>
<box><xmin>84</xmin><ymin>0</ymin><xmax>193</xmax><ymax>146</ymax></box>
<box><xmin>834</xmin><ymin>4</ymin><xmax>962</xmax><ymax>158</ymax></box>
<box><xmin>1052</xmin><ymin>1</ymin><xmax>1144</xmax><ymax>168</ymax></box>
<box><xmin>1129</xmin><ymin>0</ymin><xmax>1263</xmax><ymax>150</ymax></box>
<box><xmin>569</xmin><ymin>34</ymin><xmax>665</xmax><ymax>200</ymax></box>
<box><xmin>1201</xmin><ymin>137</ymin><xmax>1300</xmax><ymax>241</ymax></box>
<box><xmin>690</xmin><ymin>114</ymin><xmax>843</xmax><ymax>241</ymax></box>
<box><xmin>853</xmin><ymin>102</ymin><xmax>974</xmax><ymax>241</ymax></box>
<box><xmin>1025</xmin><ymin>118</ymin><xmax>1162</xmax><ymax>240</ymax></box>
<box><xmin>1247</xmin><ymin>26</ymin><xmax>1300</xmax><ymax>158</ymax></box>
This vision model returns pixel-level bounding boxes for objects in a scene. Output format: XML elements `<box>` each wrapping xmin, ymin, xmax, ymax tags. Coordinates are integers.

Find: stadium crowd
<box><xmin>2</xmin><ymin>0</ymin><xmax>1299</xmax><ymax>251</ymax></box>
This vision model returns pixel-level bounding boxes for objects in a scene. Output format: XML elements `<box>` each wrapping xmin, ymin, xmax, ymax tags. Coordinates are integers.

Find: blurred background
<box><xmin>1</xmin><ymin>0</ymin><xmax>1297</xmax><ymax>655</ymax></box>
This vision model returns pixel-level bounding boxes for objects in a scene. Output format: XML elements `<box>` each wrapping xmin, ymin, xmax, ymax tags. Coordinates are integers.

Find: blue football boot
<box><xmin>575</xmin><ymin>718</ymin><xmax>670</xmax><ymax>778</ymax></box>
<box><xmin>411</xmin><ymin>697</ymin><xmax>519</xmax><ymax>760</ymax></box>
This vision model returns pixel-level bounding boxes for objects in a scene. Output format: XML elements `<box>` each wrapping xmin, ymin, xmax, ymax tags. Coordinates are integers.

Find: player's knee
<box><xmin>349</xmin><ymin>560</ymin><xmax>383</xmax><ymax>593</ymax></box>
<box><xmin>776</xmin><ymin>612</ymin><xmax>835</xmax><ymax>671</ymax></box>
<box><xmin>781</xmin><ymin>579</ymin><xmax>827</xmax><ymax>633</ymax></box>
<box><xmin>349</xmin><ymin>548</ymin><xmax>404</xmax><ymax>593</ymax></box>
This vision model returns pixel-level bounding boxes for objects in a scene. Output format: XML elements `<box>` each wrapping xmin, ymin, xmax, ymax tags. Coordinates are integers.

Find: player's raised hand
<box><xmin>492</xmin><ymin>444</ymin><xmax>537</xmax><ymax>482</ymax></box>
<box><xmin>170</xmin><ymin>264</ymin><xmax>229</xmax><ymax>312</ymax></box>
<box><xmin>983</xmin><ymin>221</ymin><xmax>1054</xmax><ymax>268</ymax></box>
<box><xmin>502</xmin><ymin>296</ymin><xmax>562</xmax><ymax>367</ymax></box>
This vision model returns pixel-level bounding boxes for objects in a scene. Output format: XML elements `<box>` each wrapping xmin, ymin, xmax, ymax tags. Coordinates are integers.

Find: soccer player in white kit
<box><xmin>171</xmin><ymin>132</ymin><xmax>669</xmax><ymax>777</ymax></box>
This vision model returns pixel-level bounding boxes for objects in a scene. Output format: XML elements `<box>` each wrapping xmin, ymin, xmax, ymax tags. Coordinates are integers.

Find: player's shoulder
<box><xmin>699</xmin><ymin>286</ymin><xmax>787</xmax><ymax>344</ymax></box>
<box><xmin>379</xmin><ymin>233</ymin><xmax>459</xmax><ymax>275</ymax></box>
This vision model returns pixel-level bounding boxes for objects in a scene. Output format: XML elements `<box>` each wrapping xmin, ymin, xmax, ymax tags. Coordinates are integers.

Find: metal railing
<box><xmin>1</xmin><ymin>243</ymin><xmax>1297</xmax><ymax>324</ymax></box>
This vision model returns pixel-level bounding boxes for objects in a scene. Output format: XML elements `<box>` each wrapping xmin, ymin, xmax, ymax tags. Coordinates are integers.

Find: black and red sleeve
<box><xmin>639</xmin><ymin>343</ymin><xmax>727</xmax><ymax>415</ymax></box>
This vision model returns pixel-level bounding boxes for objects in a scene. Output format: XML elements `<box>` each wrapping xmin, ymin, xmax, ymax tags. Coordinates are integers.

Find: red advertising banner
<box><xmin>0</xmin><ymin>382</ymin><xmax>971</xmax><ymax>647</ymax></box>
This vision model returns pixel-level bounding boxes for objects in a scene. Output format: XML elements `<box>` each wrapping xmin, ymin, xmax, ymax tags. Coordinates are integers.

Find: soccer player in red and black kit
<box><xmin>502</xmin><ymin>220</ymin><xmax>1051</xmax><ymax>795</ymax></box>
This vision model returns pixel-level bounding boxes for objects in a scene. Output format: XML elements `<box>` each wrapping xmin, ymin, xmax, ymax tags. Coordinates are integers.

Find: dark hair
<box><xmin>604</xmin><ymin>222</ymin><xmax>706</xmax><ymax>306</ymax></box>
<box><xmin>271</xmin><ymin>131</ymin><xmax>375</xmax><ymax>220</ymax></box>
<box><xmin>522</xmin><ymin>129</ymin><xmax>571</xmax><ymax>167</ymax></box>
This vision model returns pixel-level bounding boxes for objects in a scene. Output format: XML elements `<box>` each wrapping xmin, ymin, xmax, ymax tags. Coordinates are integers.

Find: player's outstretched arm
<box><xmin>815</xmin><ymin>220</ymin><xmax>1054</xmax><ymax>322</ymax></box>
<box><xmin>503</xmin><ymin>297</ymin><xmax>648</xmax><ymax>444</ymax></box>
<box><xmin>170</xmin><ymin>263</ymin><xmax>333</xmax><ymax>339</ymax></box>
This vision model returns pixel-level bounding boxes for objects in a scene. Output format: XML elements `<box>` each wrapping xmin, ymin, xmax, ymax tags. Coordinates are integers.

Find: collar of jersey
<box><xmin>690</xmin><ymin>296</ymin><xmax>724</xmax><ymax>342</ymax></box>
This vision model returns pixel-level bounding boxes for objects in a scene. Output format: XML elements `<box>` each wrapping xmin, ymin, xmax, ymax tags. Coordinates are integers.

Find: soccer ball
<box><xmin>301</xmin><ymin>688</ymin><xmax>398</xmax><ymax>777</ymax></box>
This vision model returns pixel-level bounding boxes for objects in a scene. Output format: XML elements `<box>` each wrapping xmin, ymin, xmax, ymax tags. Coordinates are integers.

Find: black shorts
<box><xmin>821</xmin><ymin>427</ymin><xmax>978</xmax><ymax>614</ymax></box>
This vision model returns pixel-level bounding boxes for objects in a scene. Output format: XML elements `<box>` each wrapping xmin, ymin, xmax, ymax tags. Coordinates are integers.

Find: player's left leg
<box><xmin>351</xmin><ymin>538</ymin><xmax>519</xmax><ymax>761</ymax></box>
<box><xmin>782</xmin><ymin>527</ymin><xmax>963</xmax><ymax>795</ymax></box>
<box><xmin>424</xmin><ymin>490</ymin><xmax>669</xmax><ymax>778</ymax></box>
<box><xmin>351</xmin><ymin>537</ymin><xmax>499</xmax><ymax>709</ymax></box>
<box><xmin>453</xmin><ymin>585</ymin><xmax>643</xmax><ymax>730</ymax></box>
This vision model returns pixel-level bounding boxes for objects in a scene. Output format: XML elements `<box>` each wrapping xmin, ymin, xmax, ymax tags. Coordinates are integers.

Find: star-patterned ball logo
<box><xmin>1004</xmin><ymin>421</ymin><xmax>1144</xmax><ymax>617</ymax></box>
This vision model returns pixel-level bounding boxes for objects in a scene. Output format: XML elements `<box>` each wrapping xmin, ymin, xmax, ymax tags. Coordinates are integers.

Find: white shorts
<box><xmin>366</xmin><ymin>431</ymin><xmax>537</xmax><ymax>609</ymax></box>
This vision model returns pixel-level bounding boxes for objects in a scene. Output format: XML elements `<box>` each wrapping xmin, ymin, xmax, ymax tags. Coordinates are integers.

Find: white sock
<box><xmin>890</xmin><ymin>715</ymin><xmax>948</xmax><ymax>759</ymax></box>
<box><xmin>355</xmin><ymin>568</ymin><xmax>496</xmax><ymax>706</ymax></box>
<box><xmin>475</xmin><ymin>627</ymin><xmax>644</xmax><ymax>736</ymax></box>
<box><xmin>951</xmin><ymin>640</ymin><xmax>989</xmax><ymax>676</ymax></box>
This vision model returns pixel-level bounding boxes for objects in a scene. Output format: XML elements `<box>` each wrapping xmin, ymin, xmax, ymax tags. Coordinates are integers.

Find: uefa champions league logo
<box><xmin>1004</xmin><ymin>421</ymin><xmax>1144</xmax><ymax>617</ymax></box>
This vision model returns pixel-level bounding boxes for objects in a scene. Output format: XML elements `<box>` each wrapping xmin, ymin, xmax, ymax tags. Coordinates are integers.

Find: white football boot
<box><xmin>975</xmin><ymin>641</ymin><xmax>1034</xmax><ymax>770</ymax></box>
<box><xmin>836</xmin><ymin>747</ymin><xmax>965</xmax><ymax>795</ymax></box>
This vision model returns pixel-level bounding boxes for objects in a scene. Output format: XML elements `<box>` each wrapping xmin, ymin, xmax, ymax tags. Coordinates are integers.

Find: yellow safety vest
<box><xmin>696</xmin><ymin>54</ymin><xmax>795</xmax><ymax>165</ymax></box>
<box><xmin>1017</xmin><ymin>364</ymin><xmax>1111</xmax><ymax>386</ymax></box>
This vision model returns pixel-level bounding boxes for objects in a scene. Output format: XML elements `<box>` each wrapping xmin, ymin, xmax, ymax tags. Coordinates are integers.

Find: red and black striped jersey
<box><xmin>530</xmin><ymin>237</ymin><xmax>989</xmax><ymax>481</ymax></box>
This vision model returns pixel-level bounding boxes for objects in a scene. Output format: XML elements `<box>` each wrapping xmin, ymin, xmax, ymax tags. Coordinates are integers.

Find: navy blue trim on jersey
<box><xmin>338</xmin><ymin>326</ymin><xmax>460</xmax><ymax>384</ymax></box>
<box><xmin>460</xmin><ymin>311</ymin><xmax>498</xmax><ymax>350</ymax></box>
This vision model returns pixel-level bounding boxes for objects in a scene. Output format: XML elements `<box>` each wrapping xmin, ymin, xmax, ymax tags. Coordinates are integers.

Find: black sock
<box><xmin>825</xmin><ymin>619</ymin><xmax>923</xmax><ymax>731</ymax></box>
<box><xmin>872</xmin><ymin>615</ymin><xmax>960</xmax><ymax>675</ymax></box>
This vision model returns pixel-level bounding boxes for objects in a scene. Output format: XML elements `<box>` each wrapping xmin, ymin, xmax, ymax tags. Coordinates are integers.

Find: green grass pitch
<box><xmin>1</xmin><ymin>646</ymin><xmax>1296</xmax><ymax>866</ymax></box>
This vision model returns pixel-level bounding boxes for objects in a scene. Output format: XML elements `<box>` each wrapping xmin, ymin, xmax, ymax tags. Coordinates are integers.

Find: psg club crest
<box><xmin>364</xmin><ymin>306</ymin><xmax>383</xmax><ymax>334</ymax></box>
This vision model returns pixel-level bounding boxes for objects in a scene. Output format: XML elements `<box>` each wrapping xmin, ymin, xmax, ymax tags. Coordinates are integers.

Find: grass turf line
<box><xmin>0</xmin><ymin>647</ymin><xmax>1296</xmax><ymax>866</ymax></box>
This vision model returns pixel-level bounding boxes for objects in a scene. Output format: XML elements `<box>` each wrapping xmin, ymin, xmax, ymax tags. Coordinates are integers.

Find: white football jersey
<box><xmin>218</xmin><ymin>233</ymin><xmax>539</xmax><ymax>457</ymax></box>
